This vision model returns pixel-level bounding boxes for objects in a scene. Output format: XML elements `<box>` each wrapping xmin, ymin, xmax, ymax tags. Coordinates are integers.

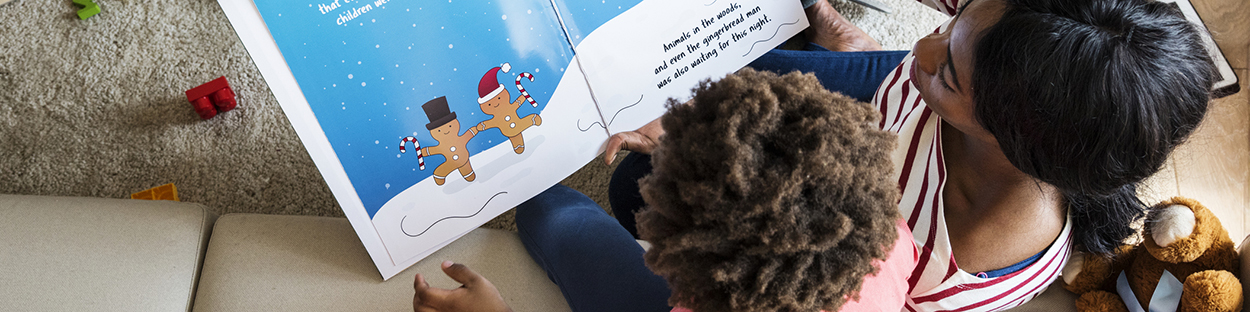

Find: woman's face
<box><xmin>911</xmin><ymin>0</ymin><xmax>1005</xmax><ymax>143</ymax></box>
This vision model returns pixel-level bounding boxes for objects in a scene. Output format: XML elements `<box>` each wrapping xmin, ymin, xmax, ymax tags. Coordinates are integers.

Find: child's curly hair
<box><xmin>637</xmin><ymin>68</ymin><xmax>901</xmax><ymax>312</ymax></box>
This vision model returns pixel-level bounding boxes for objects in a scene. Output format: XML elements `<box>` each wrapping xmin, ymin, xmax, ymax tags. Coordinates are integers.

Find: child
<box><xmin>414</xmin><ymin>69</ymin><xmax>916</xmax><ymax>312</ymax></box>
<box><xmin>636</xmin><ymin>68</ymin><xmax>916</xmax><ymax>312</ymax></box>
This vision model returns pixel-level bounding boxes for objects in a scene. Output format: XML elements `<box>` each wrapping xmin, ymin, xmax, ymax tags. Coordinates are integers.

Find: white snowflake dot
<box><xmin>527</xmin><ymin>9</ymin><xmax>532</xmax><ymax>14</ymax></box>
<box><xmin>361</xmin><ymin>82</ymin><xmax>367</xmax><ymax>86</ymax></box>
<box><xmin>448</xmin><ymin>44</ymin><xmax>453</xmax><ymax>49</ymax></box>
<box><xmin>375</xmin><ymin>44</ymin><xmax>380</xmax><ymax>48</ymax></box>
<box><xmin>375</xmin><ymin>140</ymin><xmax>380</xmax><ymax>144</ymax></box>
<box><xmin>501</xmin><ymin>14</ymin><xmax>507</xmax><ymax>20</ymax></box>
<box><xmin>348</xmin><ymin>74</ymin><xmax>354</xmax><ymax>79</ymax></box>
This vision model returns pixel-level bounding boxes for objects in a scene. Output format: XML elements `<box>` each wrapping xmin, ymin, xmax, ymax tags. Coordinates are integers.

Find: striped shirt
<box><xmin>873</xmin><ymin>0</ymin><xmax>1075</xmax><ymax>310</ymax></box>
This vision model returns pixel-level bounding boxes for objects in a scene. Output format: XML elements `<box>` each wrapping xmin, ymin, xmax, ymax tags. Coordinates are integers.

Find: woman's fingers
<box><xmin>605</xmin><ymin>131</ymin><xmax>655</xmax><ymax>165</ymax></box>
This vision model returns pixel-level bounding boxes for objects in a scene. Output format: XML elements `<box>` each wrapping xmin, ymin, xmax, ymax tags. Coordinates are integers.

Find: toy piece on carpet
<box><xmin>131</xmin><ymin>183</ymin><xmax>180</xmax><ymax>201</ymax></box>
<box><xmin>1062</xmin><ymin>196</ymin><xmax>1242</xmax><ymax>312</ymax></box>
<box><xmin>71</xmin><ymin>0</ymin><xmax>99</xmax><ymax>20</ymax></box>
<box><xmin>185</xmin><ymin>76</ymin><xmax>237</xmax><ymax>119</ymax></box>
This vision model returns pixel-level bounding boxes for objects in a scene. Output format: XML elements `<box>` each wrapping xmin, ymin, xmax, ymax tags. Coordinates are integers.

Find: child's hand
<box><xmin>413</xmin><ymin>261</ymin><xmax>513</xmax><ymax>312</ymax></box>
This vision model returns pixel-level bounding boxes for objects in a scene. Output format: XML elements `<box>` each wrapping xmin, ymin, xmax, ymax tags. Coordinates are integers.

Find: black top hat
<box><xmin>423</xmin><ymin>96</ymin><xmax>458</xmax><ymax>130</ymax></box>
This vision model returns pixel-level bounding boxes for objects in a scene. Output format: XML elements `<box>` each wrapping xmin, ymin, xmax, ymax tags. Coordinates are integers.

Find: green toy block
<box><xmin>71</xmin><ymin>0</ymin><xmax>99</xmax><ymax>20</ymax></box>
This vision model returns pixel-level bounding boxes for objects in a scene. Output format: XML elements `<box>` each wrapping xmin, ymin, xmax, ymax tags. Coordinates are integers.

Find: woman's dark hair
<box><xmin>636</xmin><ymin>69</ymin><xmax>900</xmax><ymax>312</ymax></box>
<box><xmin>972</xmin><ymin>0</ymin><xmax>1215</xmax><ymax>255</ymax></box>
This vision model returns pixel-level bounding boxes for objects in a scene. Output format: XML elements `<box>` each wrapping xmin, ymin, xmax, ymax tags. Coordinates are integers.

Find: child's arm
<box><xmin>413</xmin><ymin>261</ymin><xmax>513</xmax><ymax>312</ymax></box>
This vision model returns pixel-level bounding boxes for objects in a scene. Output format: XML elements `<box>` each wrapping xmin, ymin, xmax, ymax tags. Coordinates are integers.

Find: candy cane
<box><xmin>515</xmin><ymin>72</ymin><xmax>537</xmax><ymax>107</ymax></box>
<box><xmin>399</xmin><ymin>136</ymin><xmax>425</xmax><ymax>170</ymax></box>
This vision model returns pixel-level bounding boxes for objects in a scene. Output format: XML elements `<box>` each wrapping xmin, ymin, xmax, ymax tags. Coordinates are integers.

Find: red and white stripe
<box><xmin>515</xmin><ymin>72</ymin><xmax>537</xmax><ymax>107</ymax></box>
<box><xmin>871</xmin><ymin>1</ymin><xmax>1074</xmax><ymax>310</ymax></box>
<box><xmin>399</xmin><ymin>136</ymin><xmax>425</xmax><ymax>170</ymax></box>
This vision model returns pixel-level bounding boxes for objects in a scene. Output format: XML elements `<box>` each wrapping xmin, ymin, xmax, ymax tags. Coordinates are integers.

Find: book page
<box><xmin>573</xmin><ymin>0</ymin><xmax>809</xmax><ymax>134</ymax></box>
<box><xmin>548</xmin><ymin>0</ymin><xmax>645</xmax><ymax>48</ymax></box>
<box><xmin>223</xmin><ymin>0</ymin><xmax>609</xmax><ymax>280</ymax></box>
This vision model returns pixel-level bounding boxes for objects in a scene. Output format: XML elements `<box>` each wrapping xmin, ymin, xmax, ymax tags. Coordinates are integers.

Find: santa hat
<box><xmin>477</xmin><ymin>63</ymin><xmax>511</xmax><ymax>104</ymax></box>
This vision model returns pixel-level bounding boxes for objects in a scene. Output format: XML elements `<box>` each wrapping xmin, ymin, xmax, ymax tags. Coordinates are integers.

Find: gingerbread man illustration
<box><xmin>418</xmin><ymin>96</ymin><xmax>478</xmax><ymax>186</ymax></box>
<box><xmin>474</xmin><ymin>63</ymin><xmax>542</xmax><ymax>154</ymax></box>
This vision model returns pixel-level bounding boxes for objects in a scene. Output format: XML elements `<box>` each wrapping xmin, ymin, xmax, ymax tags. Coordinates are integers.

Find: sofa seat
<box><xmin>192</xmin><ymin>214</ymin><xmax>571</xmax><ymax>312</ymax></box>
<box><xmin>0</xmin><ymin>195</ymin><xmax>215</xmax><ymax>311</ymax></box>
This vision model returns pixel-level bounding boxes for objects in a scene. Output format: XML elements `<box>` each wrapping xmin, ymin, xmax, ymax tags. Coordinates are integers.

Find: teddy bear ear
<box><xmin>1145</xmin><ymin>197</ymin><xmax>1221</xmax><ymax>264</ymax></box>
<box><xmin>1148</xmin><ymin>204</ymin><xmax>1196</xmax><ymax>248</ymax></box>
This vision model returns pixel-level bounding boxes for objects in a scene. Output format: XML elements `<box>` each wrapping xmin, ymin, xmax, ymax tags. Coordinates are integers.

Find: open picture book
<box><xmin>219</xmin><ymin>0</ymin><xmax>808</xmax><ymax>280</ymax></box>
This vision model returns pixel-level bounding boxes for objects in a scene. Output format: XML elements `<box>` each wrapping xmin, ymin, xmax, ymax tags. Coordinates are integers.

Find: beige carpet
<box><xmin>0</xmin><ymin>0</ymin><xmax>943</xmax><ymax>230</ymax></box>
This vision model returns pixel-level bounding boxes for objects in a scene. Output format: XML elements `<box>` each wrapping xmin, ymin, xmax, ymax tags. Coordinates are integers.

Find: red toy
<box><xmin>185</xmin><ymin>76</ymin><xmax>237</xmax><ymax>119</ymax></box>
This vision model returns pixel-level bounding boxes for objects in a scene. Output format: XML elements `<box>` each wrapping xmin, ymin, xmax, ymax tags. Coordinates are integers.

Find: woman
<box><xmin>414</xmin><ymin>0</ymin><xmax>1215</xmax><ymax>310</ymax></box>
<box><xmin>605</xmin><ymin>0</ymin><xmax>1213</xmax><ymax>310</ymax></box>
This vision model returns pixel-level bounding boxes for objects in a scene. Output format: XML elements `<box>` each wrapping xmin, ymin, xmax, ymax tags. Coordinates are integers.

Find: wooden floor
<box><xmin>1139</xmin><ymin>0</ymin><xmax>1249</xmax><ymax>245</ymax></box>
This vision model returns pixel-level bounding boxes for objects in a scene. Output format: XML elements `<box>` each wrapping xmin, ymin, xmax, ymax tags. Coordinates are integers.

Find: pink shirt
<box><xmin>671</xmin><ymin>219</ymin><xmax>917</xmax><ymax>312</ymax></box>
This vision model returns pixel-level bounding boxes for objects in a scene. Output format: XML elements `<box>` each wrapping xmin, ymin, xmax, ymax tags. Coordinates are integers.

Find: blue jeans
<box><xmin>516</xmin><ymin>184</ymin><xmax>673</xmax><ymax>312</ymax></box>
<box><xmin>610</xmin><ymin>46</ymin><xmax>910</xmax><ymax>238</ymax></box>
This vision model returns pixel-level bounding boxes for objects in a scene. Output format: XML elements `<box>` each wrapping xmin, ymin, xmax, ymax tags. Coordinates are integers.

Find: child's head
<box><xmin>636</xmin><ymin>69</ymin><xmax>901</xmax><ymax>312</ymax></box>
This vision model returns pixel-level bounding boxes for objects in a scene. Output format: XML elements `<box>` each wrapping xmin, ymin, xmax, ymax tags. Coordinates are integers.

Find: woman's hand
<box><xmin>413</xmin><ymin>261</ymin><xmax>513</xmax><ymax>312</ymax></box>
<box><xmin>804</xmin><ymin>0</ymin><xmax>882</xmax><ymax>52</ymax></box>
<box><xmin>604</xmin><ymin>116</ymin><xmax>665</xmax><ymax>165</ymax></box>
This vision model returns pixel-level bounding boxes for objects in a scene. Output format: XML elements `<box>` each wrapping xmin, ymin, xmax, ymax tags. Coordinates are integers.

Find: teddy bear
<box><xmin>1061</xmin><ymin>196</ymin><xmax>1242</xmax><ymax>312</ymax></box>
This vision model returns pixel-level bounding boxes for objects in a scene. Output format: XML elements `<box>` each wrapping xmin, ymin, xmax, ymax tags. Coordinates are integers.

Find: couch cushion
<box><xmin>0</xmin><ymin>194</ymin><xmax>216</xmax><ymax>311</ymax></box>
<box><xmin>193</xmin><ymin>214</ymin><xmax>570</xmax><ymax>312</ymax></box>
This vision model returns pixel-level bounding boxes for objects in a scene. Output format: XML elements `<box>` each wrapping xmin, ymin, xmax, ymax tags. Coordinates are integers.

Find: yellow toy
<box><xmin>131</xmin><ymin>183</ymin><xmax>179</xmax><ymax>201</ymax></box>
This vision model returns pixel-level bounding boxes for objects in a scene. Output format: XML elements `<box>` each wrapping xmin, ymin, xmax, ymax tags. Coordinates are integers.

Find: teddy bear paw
<box><xmin>1179</xmin><ymin>270</ymin><xmax>1242</xmax><ymax>312</ymax></box>
<box><xmin>1076</xmin><ymin>290</ymin><xmax>1130</xmax><ymax>312</ymax></box>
